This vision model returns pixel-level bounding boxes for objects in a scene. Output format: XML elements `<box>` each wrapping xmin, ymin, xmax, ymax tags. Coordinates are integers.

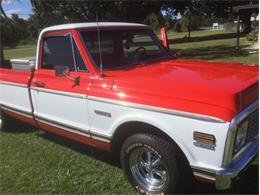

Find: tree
<box><xmin>162</xmin><ymin>0</ymin><xmax>259</xmax><ymax>34</ymax></box>
<box><xmin>143</xmin><ymin>13</ymin><xmax>163</xmax><ymax>32</ymax></box>
<box><xmin>0</xmin><ymin>0</ymin><xmax>29</xmax><ymax>66</ymax></box>
<box><xmin>2</xmin><ymin>14</ymin><xmax>28</xmax><ymax>48</ymax></box>
<box><xmin>0</xmin><ymin>0</ymin><xmax>6</xmax><ymax>17</ymax></box>
<box><xmin>162</xmin><ymin>0</ymin><xmax>203</xmax><ymax>38</ymax></box>
<box><xmin>30</xmin><ymin>1</ymin><xmax>165</xmax><ymax>30</ymax></box>
<box><xmin>0</xmin><ymin>0</ymin><xmax>7</xmax><ymax>65</ymax></box>
<box><xmin>202</xmin><ymin>0</ymin><xmax>259</xmax><ymax>33</ymax></box>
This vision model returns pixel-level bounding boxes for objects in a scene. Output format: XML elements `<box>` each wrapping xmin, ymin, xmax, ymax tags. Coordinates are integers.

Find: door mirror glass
<box><xmin>55</xmin><ymin>65</ymin><xmax>70</xmax><ymax>77</ymax></box>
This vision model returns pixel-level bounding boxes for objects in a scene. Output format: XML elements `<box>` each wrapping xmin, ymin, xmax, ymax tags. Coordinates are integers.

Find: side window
<box><xmin>72</xmin><ymin>40</ymin><xmax>87</xmax><ymax>71</ymax></box>
<box><xmin>42</xmin><ymin>36</ymin><xmax>75</xmax><ymax>70</ymax></box>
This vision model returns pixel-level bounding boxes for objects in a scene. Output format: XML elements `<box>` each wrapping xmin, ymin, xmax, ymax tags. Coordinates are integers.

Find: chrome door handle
<box><xmin>33</xmin><ymin>81</ymin><xmax>45</xmax><ymax>87</ymax></box>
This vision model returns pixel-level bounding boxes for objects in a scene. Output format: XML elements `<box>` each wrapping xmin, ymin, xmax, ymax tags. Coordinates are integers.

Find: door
<box><xmin>31</xmin><ymin>31</ymin><xmax>92</xmax><ymax>137</ymax></box>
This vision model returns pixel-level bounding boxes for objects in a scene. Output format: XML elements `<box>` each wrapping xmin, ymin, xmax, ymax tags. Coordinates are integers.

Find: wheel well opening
<box><xmin>111</xmin><ymin>121</ymin><xmax>190</xmax><ymax>166</ymax></box>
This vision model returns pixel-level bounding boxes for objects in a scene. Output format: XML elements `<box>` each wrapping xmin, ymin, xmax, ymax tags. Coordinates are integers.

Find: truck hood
<box><xmin>104</xmin><ymin>59</ymin><xmax>259</xmax><ymax>122</ymax></box>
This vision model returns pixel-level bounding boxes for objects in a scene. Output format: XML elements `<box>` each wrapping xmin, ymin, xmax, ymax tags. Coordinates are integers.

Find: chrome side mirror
<box><xmin>54</xmin><ymin>65</ymin><xmax>80</xmax><ymax>85</ymax></box>
<box><xmin>55</xmin><ymin>65</ymin><xmax>70</xmax><ymax>77</ymax></box>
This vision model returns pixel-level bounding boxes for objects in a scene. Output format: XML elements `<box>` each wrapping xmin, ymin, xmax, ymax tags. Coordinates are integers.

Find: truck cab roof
<box><xmin>41</xmin><ymin>22</ymin><xmax>148</xmax><ymax>33</ymax></box>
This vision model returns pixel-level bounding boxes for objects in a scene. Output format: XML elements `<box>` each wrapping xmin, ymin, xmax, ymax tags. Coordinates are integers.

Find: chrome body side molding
<box><xmin>88</xmin><ymin>96</ymin><xmax>226</xmax><ymax>123</ymax></box>
<box><xmin>0</xmin><ymin>81</ymin><xmax>28</xmax><ymax>88</ymax></box>
<box><xmin>35</xmin><ymin>115</ymin><xmax>111</xmax><ymax>143</ymax></box>
<box><xmin>0</xmin><ymin>104</ymin><xmax>111</xmax><ymax>143</ymax></box>
<box><xmin>0</xmin><ymin>104</ymin><xmax>33</xmax><ymax>118</ymax></box>
<box><xmin>30</xmin><ymin>87</ymin><xmax>226</xmax><ymax>123</ymax></box>
<box><xmin>35</xmin><ymin>115</ymin><xmax>91</xmax><ymax>137</ymax></box>
<box><xmin>30</xmin><ymin>87</ymin><xmax>88</xmax><ymax>99</ymax></box>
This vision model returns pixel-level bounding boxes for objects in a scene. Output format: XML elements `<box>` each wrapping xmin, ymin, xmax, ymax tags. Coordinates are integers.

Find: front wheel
<box><xmin>0</xmin><ymin>109</ymin><xmax>2</xmax><ymax>131</ymax></box>
<box><xmin>120</xmin><ymin>134</ymin><xmax>191</xmax><ymax>194</ymax></box>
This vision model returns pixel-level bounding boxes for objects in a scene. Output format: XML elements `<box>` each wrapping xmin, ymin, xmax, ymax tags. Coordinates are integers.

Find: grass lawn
<box><xmin>1</xmin><ymin>30</ymin><xmax>259</xmax><ymax>194</ymax></box>
<box><xmin>171</xmin><ymin>37</ymin><xmax>258</xmax><ymax>64</ymax></box>
<box><xmin>1</xmin><ymin>123</ymin><xmax>258</xmax><ymax>194</ymax></box>
<box><xmin>0</xmin><ymin>124</ymin><xmax>136</xmax><ymax>194</ymax></box>
<box><xmin>4</xmin><ymin>44</ymin><xmax>36</xmax><ymax>60</ymax></box>
<box><xmin>167</xmin><ymin>29</ymin><xmax>228</xmax><ymax>39</ymax></box>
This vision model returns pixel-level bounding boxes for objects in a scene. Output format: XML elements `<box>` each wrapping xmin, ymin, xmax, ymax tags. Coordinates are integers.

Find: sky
<box><xmin>2</xmin><ymin>0</ymin><xmax>33</xmax><ymax>19</ymax></box>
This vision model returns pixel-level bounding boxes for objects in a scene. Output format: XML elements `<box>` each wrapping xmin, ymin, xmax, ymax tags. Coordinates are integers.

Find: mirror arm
<box><xmin>64</xmin><ymin>72</ymin><xmax>80</xmax><ymax>85</ymax></box>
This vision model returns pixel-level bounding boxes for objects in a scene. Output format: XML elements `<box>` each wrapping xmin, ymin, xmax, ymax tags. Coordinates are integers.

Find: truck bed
<box><xmin>0</xmin><ymin>58</ymin><xmax>34</xmax><ymax>117</ymax></box>
<box><xmin>10</xmin><ymin>57</ymin><xmax>36</xmax><ymax>71</ymax></box>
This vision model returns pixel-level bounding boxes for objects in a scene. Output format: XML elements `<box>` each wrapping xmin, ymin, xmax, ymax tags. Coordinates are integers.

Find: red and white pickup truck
<box><xmin>0</xmin><ymin>22</ymin><xmax>258</xmax><ymax>194</ymax></box>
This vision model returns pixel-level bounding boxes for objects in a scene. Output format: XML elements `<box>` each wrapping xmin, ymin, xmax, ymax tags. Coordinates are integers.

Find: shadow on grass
<box><xmin>169</xmin><ymin>32</ymin><xmax>240</xmax><ymax>44</ymax></box>
<box><xmin>37</xmin><ymin>130</ymin><xmax>258</xmax><ymax>194</ymax></box>
<box><xmin>174</xmin><ymin>45</ymin><xmax>254</xmax><ymax>61</ymax></box>
<box><xmin>192</xmin><ymin>165</ymin><xmax>259</xmax><ymax>194</ymax></box>
<box><xmin>38</xmin><ymin>131</ymin><xmax>120</xmax><ymax>168</ymax></box>
<box><xmin>4</xmin><ymin>119</ymin><xmax>38</xmax><ymax>133</ymax></box>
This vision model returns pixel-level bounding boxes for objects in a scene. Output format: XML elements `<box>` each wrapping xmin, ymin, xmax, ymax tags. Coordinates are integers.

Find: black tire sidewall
<box><xmin>0</xmin><ymin>109</ymin><xmax>5</xmax><ymax>131</ymax></box>
<box><xmin>0</xmin><ymin>109</ymin><xmax>13</xmax><ymax>132</ymax></box>
<box><xmin>120</xmin><ymin>134</ymin><xmax>181</xmax><ymax>194</ymax></box>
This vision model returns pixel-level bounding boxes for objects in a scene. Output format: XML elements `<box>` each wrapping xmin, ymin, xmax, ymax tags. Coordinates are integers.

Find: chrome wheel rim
<box><xmin>129</xmin><ymin>147</ymin><xmax>168</xmax><ymax>192</ymax></box>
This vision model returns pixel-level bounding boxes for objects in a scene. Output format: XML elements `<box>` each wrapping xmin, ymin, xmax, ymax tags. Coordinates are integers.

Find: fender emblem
<box><xmin>94</xmin><ymin>110</ymin><xmax>111</xmax><ymax>118</ymax></box>
<box><xmin>193</xmin><ymin>142</ymin><xmax>216</xmax><ymax>150</ymax></box>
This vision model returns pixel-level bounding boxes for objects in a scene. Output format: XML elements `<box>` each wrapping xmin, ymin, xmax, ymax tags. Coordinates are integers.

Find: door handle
<box><xmin>33</xmin><ymin>81</ymin><xmax>45</xmax><ymax>87</ymax></box>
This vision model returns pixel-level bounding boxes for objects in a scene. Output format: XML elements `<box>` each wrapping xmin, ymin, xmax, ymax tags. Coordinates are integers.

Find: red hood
<box><xmin>95</xmin><ymin>59</ymin><xmax>259</xmax><ymax>122</ymax></box>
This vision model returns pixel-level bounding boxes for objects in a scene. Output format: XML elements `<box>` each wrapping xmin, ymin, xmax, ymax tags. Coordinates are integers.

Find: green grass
<box><xmin>172</xmin><ymin>37</ymin><xmax>258</xmax><ymax>64</ymax></box>
<box><xmin>167</xmin><ymin>29</ymin><xmax>227</xmax><ymax>39</ymax></box>
<box><xmin>1</xmin><ymin>30</ymin><xmax>259</xmax><ymax>194</ymax></box>
<box><xmin>0</xmin><ymin>125</ymin><xmax>136</xmax><ymax>194</ymax></box>
<box><xmin>1</xmin><ymin>124</ymin><xmax>258</xmax><ymax>194</ymax></box>
<box><xmin>0</xmin><ymin>121</ymin><xmax>258</xmax><ymax>194</ymax></box>
<box><xmin>4</xmin><ymin>44</ymin><xmax>36</xmax><ymax>59</ymax></box>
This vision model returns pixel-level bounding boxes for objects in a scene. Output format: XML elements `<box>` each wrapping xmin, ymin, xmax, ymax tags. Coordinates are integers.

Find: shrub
<box><xmin>246</xmin><ymin>28</ymin><xmax>259</xmax><ymax>43</ymax></box>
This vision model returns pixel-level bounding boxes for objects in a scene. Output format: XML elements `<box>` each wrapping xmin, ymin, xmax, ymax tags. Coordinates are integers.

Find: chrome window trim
<box><xmin>69</xmin><ymin>33</ymin><xmax>78</xmax><ymax>71</ymax></box>
<box><xmin>222</xmin><ymin>100</ymin><xmax>259</xmax><ymax>167</ymax></box>
<box><xmin>41</xmin><ymin>34</ymin><xmax>89</xmax><ymax>72</ymax></box>
<box><xmin>88</xmin><ymin>96</ymin><xmax>226</xmax><ymax>123</ymax></box>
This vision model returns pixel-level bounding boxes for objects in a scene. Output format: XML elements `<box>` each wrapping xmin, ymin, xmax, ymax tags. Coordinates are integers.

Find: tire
<box><xmin>120</xmin><ymin>134</ymin><xmax>191</xmax><ymax>194</ymax></box>
<box><xmin>0</xmin><ymin>109</ymin><xmax>13</xmax><ymax>132</ymax></box>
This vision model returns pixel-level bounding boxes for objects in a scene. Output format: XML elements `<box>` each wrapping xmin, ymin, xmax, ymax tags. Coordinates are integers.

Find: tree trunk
<box><xmin>0</xmin><ymin>31</ymin><xmax>4</xmax><ymax>67</ymax></box>
<box><xmin>188</xmin><ymin>13</ymin><xmax>191</xmax><ymax>39</ymax></box>
<box><xmin>240</xmin><ymin>11</ymin><xmax>252</xmax><ymax>34</ymax></box>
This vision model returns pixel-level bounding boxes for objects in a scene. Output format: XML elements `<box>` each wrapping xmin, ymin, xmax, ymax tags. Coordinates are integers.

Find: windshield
<box><xmin>80</xmin><ymin>28</ymin><xmax>170</xmax><ymax>70</ymax></box>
